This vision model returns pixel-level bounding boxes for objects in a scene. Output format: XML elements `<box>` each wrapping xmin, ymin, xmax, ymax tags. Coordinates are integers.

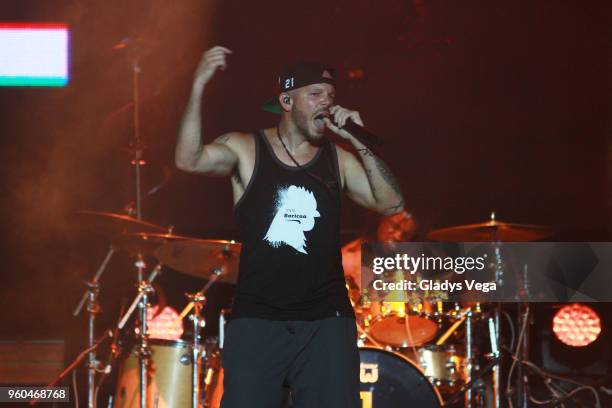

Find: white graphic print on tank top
<box><xmin>263</xmin><ymin>185</ymin><xmax>320</xmax><ymax>254</ymax></box>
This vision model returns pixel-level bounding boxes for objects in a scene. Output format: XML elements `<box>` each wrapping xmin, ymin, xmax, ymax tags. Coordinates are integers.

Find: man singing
<box><xmin>176</xmin><ymin>46</ymin><xmax>406</xmax><ymax>408</ymax></box>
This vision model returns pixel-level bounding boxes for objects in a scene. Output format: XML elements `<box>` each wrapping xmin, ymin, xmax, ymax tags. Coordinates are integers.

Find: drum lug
<box><xmin>180</xmin><ymin>353</ymin><xmax>192</xmax><ymax>365</ymax></box>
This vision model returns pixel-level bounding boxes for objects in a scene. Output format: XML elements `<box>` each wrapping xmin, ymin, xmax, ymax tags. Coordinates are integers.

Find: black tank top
<box><xmin>232</xmin><ymin>130</ymin><xmax>354</xmax><ymax>321</ymax></box>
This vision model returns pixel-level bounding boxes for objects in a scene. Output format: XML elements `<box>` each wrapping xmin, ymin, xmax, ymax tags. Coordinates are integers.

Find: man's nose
<box><xmin>321</xmin><ymin>95</ymin><xmax>332</xmax><ymax>107</ymax></box>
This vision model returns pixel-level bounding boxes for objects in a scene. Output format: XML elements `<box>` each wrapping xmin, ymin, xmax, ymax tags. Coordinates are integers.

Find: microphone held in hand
<box><xmin>331</xmin><ymin>117</ymin><xmax>384</xmax><ymax>150</ymax></box>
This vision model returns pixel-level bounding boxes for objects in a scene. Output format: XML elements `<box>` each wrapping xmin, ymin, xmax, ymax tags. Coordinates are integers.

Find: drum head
<box><xmin>369</xmin><ymin>314</ymin><xmax>438</xmax><ymax>347</ymax></box>
<box><xmin>359</xmin><ymin>347</ymin><xmax>442</xmax><ymax>408</ymax></box>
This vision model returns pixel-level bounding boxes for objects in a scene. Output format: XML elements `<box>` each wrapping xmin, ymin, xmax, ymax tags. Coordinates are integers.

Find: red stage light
<box><xmin>146</xmin><ymin>305</ymin><xmax>184</xmax><ymax>340</ymax></box>
<box><xmin>552</xmin><ymin>304</ymin><xmax>601</xmax><ymax>347</ymax></box>
<box><xmin>348</xmin><ymin>68</ymin><xmax>364</xmax><ymax>80</ymax></box>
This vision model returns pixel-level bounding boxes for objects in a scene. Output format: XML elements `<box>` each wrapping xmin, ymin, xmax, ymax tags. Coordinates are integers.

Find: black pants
<box><xmin>220</xmin><ymin>316</ymin><xmax>360</xmax><ymax>408</ymax></box>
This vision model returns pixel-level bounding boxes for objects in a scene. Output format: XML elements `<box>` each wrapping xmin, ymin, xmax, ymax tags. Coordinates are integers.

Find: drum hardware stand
<box><xmin>465</xmin><ymin>309</ymin><xmax>474</xmax><ymax>407</ymax></box>
<box><xmin>435</xmin><ymin>308</ymin><xmax>470</xmax><ymax>346</ymax></box>
<box><xmin>178</xmin><ymin>268</ymin><xmax>224</xmax><ymax>408</ymax></box>
<box><xmin>186</xmin><ymin>292</ymin><xmax>207</xmax><ymax>408</ymax></box>
<box><xmin>137</xmin><ymin>274</ymin><xmax>153</xmax><ymax>408</ymax></box>
<box><xmin>99</xmin><ymin>303</ymin><xmax>127</xmax><ymax>408</ymax></box>
<box><xmin>70</xmin><ymin>41</ymin><xmax>151</xmax><ymax>408</ymax></box>
<box><xmin>443</xmin><ymin>355</ymin><xmax>502</xmax><ymax>407</ymax></box>
<box><xmin>494</xmin><ymin>308</ymin><xmax>502</xmax><ymax>408</ymax></box>
<box><xmin>464</xmin><ymin>226</ymin><xmax>504</xmax><ymax>408</ymax></box>
<box><xmin>179</xmin><ymin>268</ymin><xmax>223</xmax><ymax>319</ymax></box>
<box><xmin>491</xmin><ymin>233</ymin><xmax>504</xmax><ymax>408</ymax></box>
<box><xmin>515</xmin><ymin>264</ymin><xmax>531</xmax><ymax>408</ymax></box>
<box><xmin>130</xmin><ymin>55</ymin><xmax>145</xmax><ymax>220</ymax></box>
<box><xmin>118</xmin><ymin>262</ymin><xmax>162</xmax><ymax>408</ymax></box>
<box><xmin>127</xmin><ymin>50</ymin><xmax>152</xmax><ymax>408</ymax></box>
<box><xmin>488</xmin><ymin>316</ymin><xmax>501</xmax><ymax>408</ymax></box>
<box><xmin>111</xmin><ymin>44</ymin><xmax>149</xmax><ymax>408</ymax></box>
<box><xmin>515</xmin><ymin>302</ymin><xmax>530</xmax><ymax>408</ymax></box>
<box><xmin>73</xmin><ymin>245</ymin><xmax>116</xmax><ymax>408</ymax></box>
<box><xmin>30</xmin><ymin>331</ymin><xmax>112</xmax><ymax>406</ymax></box>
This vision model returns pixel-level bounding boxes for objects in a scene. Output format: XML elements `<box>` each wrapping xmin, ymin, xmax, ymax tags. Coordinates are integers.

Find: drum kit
<box><xmin>53</xmin><ymin>208</ymin><xmax>553</xmax><ymax>408</ymax></box>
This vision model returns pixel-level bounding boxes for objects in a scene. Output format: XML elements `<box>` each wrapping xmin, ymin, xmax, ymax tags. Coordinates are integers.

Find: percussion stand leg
<box><xmin>516</xmin><ymin>303</ymin><xmax>530</xmax><ymax>408</ymax></box>
<box><xmin>136</xmin><ymin>258</ymin><xmax>156</xmax><ymax>408</ymax></box>
<box><xmin>29</xmin><ymin>332</ymin><xmax>112</xmax><ymax>406</ymax></box>
<box><xmin>443</xmin><ymin>355</ymin><xmax>502</xmax><ymax>408</ymax></box>
<box><xmin>115</xmin><ymin>263</ymin><xmax>162</xmax><ymax>408</ymax></box>
<box><xmin>465</xmin><ymin>311</ymin><xmax>473</xmax><ymax>408</ymax></box>
<box><xmin>180</xmin><ymin>270</ymin><xmax>221</xmax><ymax>408</ymax></box>
<box><xmin>187</xmin><ymin>293</ymin><xmax>207</xmax><ymax>408</ymax></box>
<box><xmin>87</xmin><ymin>282</ymin><xmax>100</xmax><ymax>408</ymax></box>
<box><xmin>493</xmin><ymin>305</ymin><xmax>501</xmax><ymax>408</ymax></box>
<box><xmin>73</xmin><ymin>245</ymin><xmax>115</xmax><ymax>408</ymax></box>
<box><xmin>492</xmin><ymin>242</ymin><xmax>504</xmax><ymax>408</ymax></box>
<box><xmin>138</xmin><ymin>288</ymin><xmax>151</xmax><ymax>408</ymax></box>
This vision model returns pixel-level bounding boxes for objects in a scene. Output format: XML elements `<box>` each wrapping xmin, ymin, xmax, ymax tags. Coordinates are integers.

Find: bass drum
<box><xmin>113</xmin><ymin>339</ymin><xmax>198</xmax><ymax>408</ymax></box>
<box><xmin>359</xmin><ymin>347</ymin><xmax>442</xmax><ymax>408</ymax></box>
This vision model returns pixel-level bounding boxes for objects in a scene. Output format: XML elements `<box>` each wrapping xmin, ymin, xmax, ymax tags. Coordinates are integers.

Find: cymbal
<box><xmin>426</xmin><ymin>218</ymin><xmax>554</xmax><ymax>242</ymax></box>
<box><xmin>75</xmin><ymin>210</ymin><xmax>166</xmax><ymax>235</ymax></box>
<box><xmin>113</xmin><ymin>232</ymin><xmax>192</xmax><ymax>257</ymax></box>
<box><xmin>154</xmin><ymin>239</ymin><xmax>241</xmax><ymax>284</ymax></box>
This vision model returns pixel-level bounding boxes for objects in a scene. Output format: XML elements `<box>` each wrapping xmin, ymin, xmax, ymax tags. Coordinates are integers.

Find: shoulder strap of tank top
<box><xmin>256</xmin><ymin>129</ymin><xmax>280</xmax><ymax>166</ymax></box>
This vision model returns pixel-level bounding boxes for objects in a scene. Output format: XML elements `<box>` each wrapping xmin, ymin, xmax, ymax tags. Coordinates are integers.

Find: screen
<box><xmin>0</xmin><ymin>23</ymin><xmax>69</xmax><ymax>87</ymax></box>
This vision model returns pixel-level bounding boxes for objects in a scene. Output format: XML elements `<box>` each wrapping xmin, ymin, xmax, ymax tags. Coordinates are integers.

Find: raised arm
<box><xmin>176</xmin><ymin>46</ymin><xmax>238</xmax><ymax>176</ymax></box>
<box><xmin>326</xmin><ymin>106</ymin><xmax>405</xmax><ymax>215</ymax></box>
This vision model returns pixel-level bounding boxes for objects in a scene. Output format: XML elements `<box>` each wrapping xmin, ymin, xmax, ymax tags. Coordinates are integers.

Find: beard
<box><xmin>291</xmin><ymin>107</ymin><xmax>323</xmax><ymax>141</ymax></box>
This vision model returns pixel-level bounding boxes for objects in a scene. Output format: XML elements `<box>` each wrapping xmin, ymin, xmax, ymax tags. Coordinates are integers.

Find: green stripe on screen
<box><xmin>0</xmin><ymin>77</ymin><xmax>68</xmax><ymax>87</ymax></box>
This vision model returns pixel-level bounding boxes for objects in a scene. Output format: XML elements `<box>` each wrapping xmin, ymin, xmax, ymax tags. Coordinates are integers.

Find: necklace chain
<box><xmin>274</xmin><ymin>127</ymin><xmax>337</xmax><ymax>195</ymax></box>
<box><xmin>276</xmin><ymin>126</ymin><xmax>304</xmax><ymax>169</ymax></box>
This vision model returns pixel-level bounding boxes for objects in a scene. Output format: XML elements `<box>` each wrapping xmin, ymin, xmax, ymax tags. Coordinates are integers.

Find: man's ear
<box><xmin>279</xmin><ymin>93</ymin><xmax>292</xmax><ymax>112</ymax></box>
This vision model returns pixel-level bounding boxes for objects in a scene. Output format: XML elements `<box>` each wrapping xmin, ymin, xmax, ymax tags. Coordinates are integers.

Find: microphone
<box><xmin>330</xmin><ymin>117</ymin><xmax>384</xmax><ymax>151</ymax></box>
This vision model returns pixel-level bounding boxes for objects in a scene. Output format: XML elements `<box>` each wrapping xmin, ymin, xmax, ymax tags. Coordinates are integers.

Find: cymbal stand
<box><xmin>516</xmin><ymin>264</ymin><xmax>531</xmax><ymax>408</ymax></box>
<box><xmin>179</xmin><ymin>268</ymin><xmax>223</xmax><ymax>319</ymax></box>
<box><xmin>465</xmin><ymin>309</ymin><xmax>473</xmax><ymax>407</ymax></box>
<box><xmin>130</xmin><ymin>56</ymin><xmax>145</xmax><ymax>220</ymax></box>
<box><xmin>73</xmin><ymin>245</ymin><xmax>116</xmax><ymax>408</ymax></box>
<box><xmin>130</xmin><ymin>50</ymin><xmax>149</xmax><ymax>408</ymax></box>
<box><xmin>118</xmin><ymin>261</ymin><xmax>162</xmax><ymax>408</ymax></box>
<box><xmin>516</xmin><ymin>303</ymin><xmax>530</xmax><ymax>407</ymax></box>
<box><xmin>443</xmin><ymin>355</ymin><xmax>502</xmax><ymax>407</ymax></box>
<box><xmin>492</xmin><ymin>243</ymin><xmax>503</xmax><ymax>408</ymax></box>
<box><xmin>179</xmin><ymin>269</ymin><xmax>224</xmax><ymax>408</ymax></box>
<box><xmin>30</xmin><ymin>331</ymin><xmax>112</xmax><ymax>406</ymax></box>
<box><xmin>137</xmin><ymin>261</ymin><xmax>153</xmax><ymax>408</ymax></box>
<box><xmin>489</xmin><ymin>315</ymin><xmax>501</xmax><ymax>408</ymax></box>
<box><xmin>186</xmin><ymin>292</ymin><xmax>206</xmax><ymax>408</ymax></box>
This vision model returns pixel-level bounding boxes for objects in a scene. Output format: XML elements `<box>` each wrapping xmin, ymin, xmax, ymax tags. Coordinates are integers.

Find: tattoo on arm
<box><xmin>374</xmin><ymin>156</ymin><xmax>403</xmax><ymax>196</ymax></box>
<box><xmin>383</xmin><ymin>199</ymin><xmax>405</xmax><ymax>215</ymax></box>
<box><xmin>365</xmin><ymin>169</ymin><xmax>376</xmax><ymax>194</ymax></box>
<box><xmin>213</xmin><ymin>134</ymin><xmax>230</xmax><ymax>144</ymax></box>
<box><xmin>357</xmin><ymin>148</ymin><xmax>374</xmax><ymax>157</ymax></box>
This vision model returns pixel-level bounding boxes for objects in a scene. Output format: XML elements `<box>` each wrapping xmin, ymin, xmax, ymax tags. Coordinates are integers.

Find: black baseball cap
<box><xmin>262</xmin><ymin>61</ymin><xmax>336</xmax><ymax>114</ymax></box>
